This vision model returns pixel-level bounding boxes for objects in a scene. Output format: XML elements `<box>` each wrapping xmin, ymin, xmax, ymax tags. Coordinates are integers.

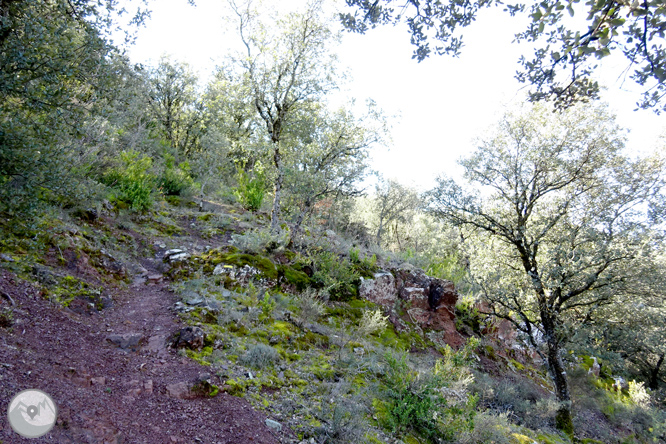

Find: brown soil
<box><xmin>0</xmin><ymin>218</ymin><xmax>283</xmax><ymax>443</ymax></box>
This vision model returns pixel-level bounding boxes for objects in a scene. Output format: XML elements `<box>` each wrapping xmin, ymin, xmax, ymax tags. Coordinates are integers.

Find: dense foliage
<box><xmin>427</xmin><ymin>103</ymin><xmax>666</xmax><ymax>435</ymax></box>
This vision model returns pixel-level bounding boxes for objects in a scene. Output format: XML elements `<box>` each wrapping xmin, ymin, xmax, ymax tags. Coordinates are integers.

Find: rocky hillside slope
<box><xmin>1</xmin><ymin>199</ymin><xmax>661</xmax><ymax>444</ymax></box>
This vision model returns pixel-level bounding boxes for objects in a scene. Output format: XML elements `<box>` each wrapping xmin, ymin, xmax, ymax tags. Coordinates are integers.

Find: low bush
<box><xmin>231</xmin><ymin>227</ymin><xmax>289</xmax><ymax>255</ymax></box>
<box><xmin>297</xmin><ymin>288</ymin><xmax>327</xmax><ymax>322</ymax></box>
<box><xmin>310</xmin><ymin>250</ymin><xmax>360</xmax><ymax>302</ymax></box>
<box><xmin>101</xmin><ymin>151</ymin><xmax>155</xmax><ymax>211</ymax></box>
<box><xmin>376</xmin><ymin>352</ymin><xmax>477</xmax><ymax>442</ymax></box>
<box><xmin>157</xmin><ymin>154</ymin><xmax>194</xmax><ymax>196</ymax></box>
<box><xmin>234</xmin><ymin>167</ymin><xmax>265</xmax><ymax>211</ymax></box>
<box><xmin>239</xmin><ymin>343</ymin><xmax>280</xmax><ymax>369</ymax></box>
<box><xmin>458</xmin><ymin>411</ymin><xmax>514</xmax><ymax>444</ymax></box>
<box><xmin>315</xmin><ymin>400</ymin><xmax>368</xmax><ymax>444</ymax></box>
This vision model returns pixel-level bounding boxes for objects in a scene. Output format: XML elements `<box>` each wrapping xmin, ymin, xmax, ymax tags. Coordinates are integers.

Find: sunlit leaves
<box><xmin>427</xmin><ymin>102</ymin><xmax>665</xmax><ymax>344</ymax></box>
<box><xmin>340</xmin><ymin>0</ymin><xmax>666</xmax><ymax>112</ymax></box>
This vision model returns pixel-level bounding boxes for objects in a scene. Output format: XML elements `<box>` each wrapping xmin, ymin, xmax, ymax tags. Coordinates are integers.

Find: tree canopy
<box><xmin>340</xmin><ymin>0</ymin><xmax>666</xmax><ymax>112</ymax></box>
<box><xmin>427</xmin><ymin>102</ymin><xmax>666</xmax><ymax>435</ymax></box>
<box><xmin>229</xmin><ymin>0</ymin><xmax>381</xmax><ymax>231</ymax></box>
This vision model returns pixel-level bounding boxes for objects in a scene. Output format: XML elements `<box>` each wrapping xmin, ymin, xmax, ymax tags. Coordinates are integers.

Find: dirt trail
<box><xmin>0</xmin><ymin>242</ymin><xmax>281</xmax><ymax>443</ymax></box>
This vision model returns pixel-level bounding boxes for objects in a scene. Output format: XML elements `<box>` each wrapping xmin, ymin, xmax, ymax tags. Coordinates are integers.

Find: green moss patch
<box><xmin>40</xmin><ymin>273</ymin><xmax>106</xmax><ymax>309</ymax></box>
<box><xmin>278</xmin><ymin>265</ymin><xmax>310</xmax><ymax>290</ymax></box>
<box><xmin>185</xmin><ymin>346</ymin><xmax>214</xmax><ymax>366</ymax></box>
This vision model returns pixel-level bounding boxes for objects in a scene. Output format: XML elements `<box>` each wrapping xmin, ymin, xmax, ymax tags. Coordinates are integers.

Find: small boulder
<box><xmin>170</xmin><ymin>326</ymin><xmax>204</xmax><ymax>351</ymax></box>
<box><xmin>95</xmin><ymin>249</ymin><xmax>126</xmax><ymax>277</ymax></box>
<box><xmin>147</xmin><ymin>274</ymin><xmax>163</xmax><ymax>283</ymax></box>
<box><xmin>183</xmin><ymin>291</ymin><xmax>205</xmax><ymax>306</ymax></box>
<box><xmin>0</xmin><ymin>253</ymin><xmax>15</xmax><ymax>262</ymax></box>
<box><xmin>265</xmin><ymin>419</ymin><xmax>282</xmax><ymax>432</ymax></box>
<box><xmin>163</xmin><ymin>249</ymin><xmax>190</xmax><ymax>263</ymax></box>
<box><xmin>106</xmin><ymin>333</ymin><xmax>144</xmax><ymax>351</ymax></box>
<box><xmin>213</xmin><ymin>264</ymin><xmax>230</xmax><ymax>275</ymax></box>
<box><xmin>166</xmin><ymin>382</ymin><xmax>193</xmax><ymax>399</ymax></box>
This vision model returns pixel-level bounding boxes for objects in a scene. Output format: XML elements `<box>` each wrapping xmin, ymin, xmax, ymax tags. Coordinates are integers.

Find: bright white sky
<box><xmin>122</xmin><ymin>0</ymin><xmax>665</xmax><ymax>190</ymax></box>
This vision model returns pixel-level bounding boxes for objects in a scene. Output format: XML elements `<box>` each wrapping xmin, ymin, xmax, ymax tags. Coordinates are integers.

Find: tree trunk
<box><xmin>394</xmin><ymin>221</ymin><xmax>402</xmax><ymax>250</ymax></box>
<box><xmin>517</xmin><ymin>241</ymin><xmax>574</xmax><ymax>437</ymax></box>
<box><xmin>376</xmin><ymin>213</ymin><xmax>385</xmax><ymax>246</ymax></box>
<box><xmin>291</xmin><ymin>199</ymin><xmax>312</xmax><ymax>245</ymax></box>
<box><xmin>543</xmin><ymin>315</ymin><xmax>574</xmax><ymax>438</ymax></box>
<box><xmin>270</xmin><ymin>142</ymin><xmax>282</xmax><ymax>232</ymax></box>
<box><xmin>649</xmin><ymin>354</ymin><xmax>664</xmax><ymax>391</ymax></box>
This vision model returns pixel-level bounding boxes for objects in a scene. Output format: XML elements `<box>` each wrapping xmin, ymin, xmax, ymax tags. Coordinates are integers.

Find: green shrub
<box><xmin>349</xmin><ymin>247</ymin><xmax>361</xmax><ymax>263</ymax></box>
<box><xmin>458</xmin><ymin>411</ymin><xmax>514</xmax><ymax>444</ymax></box>
<box><xmin>234</xmin><ymin>167</ymin><xmax>265</xmax><ymax>211</ymax></box>
<box><xmin>157</xmin><ymin>154</ymin><xmax>194</xmax><ymax>196</ymax></box>
<box><xmin>259</xmin><ymin>292</ymin><xmax>277</xmax><ymax>321</ymax></box>
<box><xmin>231</xmin><ymin>227</ymin><xmax>289</xmax><ymax>254</ymax></box>
<box><xmin>455</xmin><ymin>295</ymin><xmax>483</xmax><ymax>333</ymax></box>
<box><xmin>310</xmin><ymin>251</ymin><xmax>360</xmax><ymax>302</ymax></box>
<box><xmin>102</xmin><ymin>151</ymin><xmax>154</xmax><ymax>211</ymax></box>
<box><xmin>424</xmin><ymin>252</ymin><xmax>468</xmax><ymax>285</ymax></box>
<box><xmin>377</xmin><ymin>353</ymin><xmax>477</xmax><ymax>442</ymax></box>
<box><xmin>240</xmin><ymin>343</ymin><xmax>280</xmax><ymax>369</ymax></box>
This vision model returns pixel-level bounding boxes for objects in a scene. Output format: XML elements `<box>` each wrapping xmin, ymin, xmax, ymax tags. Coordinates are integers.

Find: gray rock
<box><xmin>163</xmin><ymin>249</ymin><xmax>185</xmax><ymax>258</ymax></box>
<box><xmin>186</xmin><ymin>296</ymin><xmax>205</xmax><ymax>306</ymax></box>
<box><xmin>174</xmin><ymin>302</ymin><xmax>195</xmax><ymax>313</ymax></box>
<box><xmin>183</xmin><ymin>291</ymin><xmax>205</xmax><ymax>306</ymax></box>
<box><xmin>107</xmin><ymin>333</ymin><xmax>144</xmax><ymax>350</ymax></box>
<box><xmin>265</xmin><ymin>419</ymin><xmax>282</xmax><ymax>432</ymax></box>
<box><xmin>166</xmin><ymin>382</ymin><xmax>192</xmax><ymax>399</ymax></box>
<box><xmin>169</xmin><ymin>253</ymin><xmax>190</xmax><ymax>262</ymax></box>
<box><xmin>359</xmin><ymin>271</ymin><xmax>397</xmax><ymax>307</ymax></box>
<box><xmin>197</xmin><ymin>373</ymin><xmax>212</xmax><ymax>383</ymax></box>
<box><xmin>213</xmin><ymin>264</ymin><xmax>231</xmax><ymax>275</ymax></box>
<box><xmin>95</xmin><ymin>250</ymin><xmax>126</xmax><ymax>276</ymax></box>
<box><xmin>163</xmin><ymin>249</ymin><xmax>190</xmax><ymax>263</ymax></box>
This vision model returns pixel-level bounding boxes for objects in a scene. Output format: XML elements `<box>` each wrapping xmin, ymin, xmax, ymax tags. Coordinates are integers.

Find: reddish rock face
<box><xmin>360</xmin><ymin>264</ymin><xmax>464</xmax><ymax>348</ymax></box>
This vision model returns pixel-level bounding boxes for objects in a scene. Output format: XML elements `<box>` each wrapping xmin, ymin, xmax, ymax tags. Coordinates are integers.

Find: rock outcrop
<box><xmin>170</xmin><ymin>326</ymin><xmax>205</xmax><ymax>351</ymax></box>
<box><xmin>360</xmin><ymin>264</ymin><xmax>464</xmax><ymax>348</ymax></box>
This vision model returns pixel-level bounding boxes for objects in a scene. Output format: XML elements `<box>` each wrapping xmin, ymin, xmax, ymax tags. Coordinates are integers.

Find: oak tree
<box><xmin>427</xmin><ymin>103</ymin><xmax>665</xmax><ymax>435</ymax></box>
<box><xmin>229</xmin><ymin>0</ymin><xmax>338</xmax><ymax>230</ymax></box>
<box><xmin>340</xmin><ymin>0</ymin><xmax>666</xmax><ymax>111</ymax></box>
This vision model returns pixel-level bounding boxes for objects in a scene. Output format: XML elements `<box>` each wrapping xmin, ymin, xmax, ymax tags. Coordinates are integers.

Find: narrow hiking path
<box><xmin>0</xmin><ymin>212</ymin><xmax>283</xmax><ymax>444</ymax></box>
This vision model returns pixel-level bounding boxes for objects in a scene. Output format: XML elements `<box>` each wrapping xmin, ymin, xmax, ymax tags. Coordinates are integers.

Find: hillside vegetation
<box><xmin>1</xmin><ymin>0</ymin><xmax>665</xmax><ymax>443</ymax></box>
<box><xmin>1</xmin><ymin>195</ymin><xmax>664</xmax><ymax>443</ymax></box>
